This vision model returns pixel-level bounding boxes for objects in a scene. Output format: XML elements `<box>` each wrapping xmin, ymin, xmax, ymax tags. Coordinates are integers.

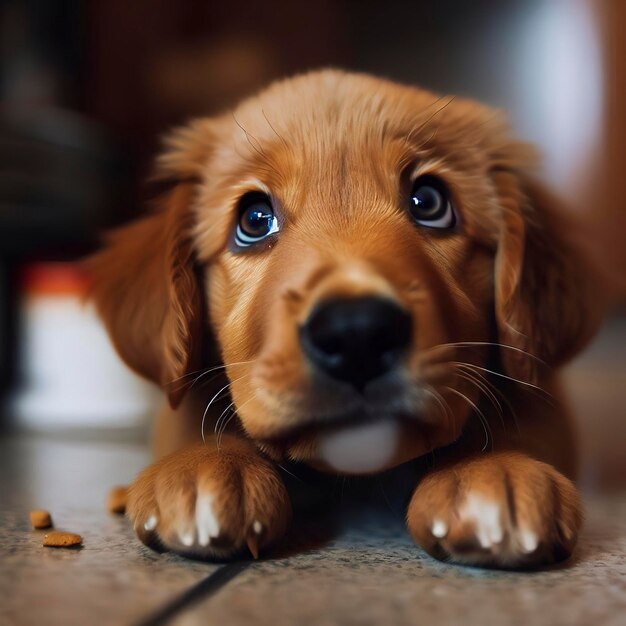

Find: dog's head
<box><xmin>88</xmin><ymin>70</ymin><xmax>597</xmax><ymax>473</ymax></box>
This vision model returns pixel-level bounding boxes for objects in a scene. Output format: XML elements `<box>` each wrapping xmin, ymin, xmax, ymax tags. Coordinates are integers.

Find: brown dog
<box><xmin>88</xmin><ymin>70</ymin><xmax>601</xmax><ymax>568</ymax></box>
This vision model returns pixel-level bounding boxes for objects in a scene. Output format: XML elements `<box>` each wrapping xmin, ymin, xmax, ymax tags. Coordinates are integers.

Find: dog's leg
<box><xmin>127</xmin><ymin>435</ymin><xmax>291</xmax><ymax>560</ymax></box>
<box><xmin>406</xmin><ymin>451</ymin><xmax>582</xmax><ymax>568</ymax></box>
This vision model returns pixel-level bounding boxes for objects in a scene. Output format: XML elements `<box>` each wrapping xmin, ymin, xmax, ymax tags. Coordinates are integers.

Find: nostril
<box><xmin>300</xmin><ymin>296</ymin><xmax>412</xmax><ymax>389</ymax></box>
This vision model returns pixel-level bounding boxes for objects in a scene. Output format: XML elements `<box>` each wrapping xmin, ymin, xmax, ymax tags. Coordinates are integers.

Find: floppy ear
<box><xmin>493</xmin><ymin>169</ymin><xmax>601</xmax><ymax>383</ymax></box>
<box><xmin>86</xmin><ymin>181</ymin><xmax>205</xmax><ymax>408</ymax></box>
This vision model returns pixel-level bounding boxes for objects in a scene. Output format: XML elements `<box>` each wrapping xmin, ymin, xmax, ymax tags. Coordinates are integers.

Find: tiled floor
<box><xmin>2</xmin><ymin>317</ymin><xmax>626</xmax><ymax>626</ymax></box>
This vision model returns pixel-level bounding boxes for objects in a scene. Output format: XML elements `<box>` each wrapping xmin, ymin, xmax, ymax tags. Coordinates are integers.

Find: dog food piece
<box><xmin>107</xmin><ymin>485</ymin><xmax>128</xmax><ymax>515</ymax></box>
<box><xmin>43</xmin><ymin>531</ymin><xmax>83</xmax><ymax>548</ymax></box>
<box><xmin>29</xmin><ymin>510</ymin><xmax>52</xmax><ymax>529</ymax></box>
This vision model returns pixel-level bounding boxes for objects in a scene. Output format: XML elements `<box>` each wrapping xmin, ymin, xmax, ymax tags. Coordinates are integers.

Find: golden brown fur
<box><xmin>87</xmin><ymin>70</ymin><xmax>602</xmax><ymax>567</ymax></box>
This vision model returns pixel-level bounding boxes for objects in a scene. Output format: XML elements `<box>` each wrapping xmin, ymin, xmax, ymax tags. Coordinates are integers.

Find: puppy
<box><xmin>88</xmin><ymin>70</ymin><xmax>601</xmax><ymax>568</ymax></box>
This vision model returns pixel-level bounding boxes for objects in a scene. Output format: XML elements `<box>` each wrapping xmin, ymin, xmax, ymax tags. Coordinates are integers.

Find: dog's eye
<box><xmin>409</xmin><ymin>176</ymin><xmax>456</xmax><ymax>229</ymax></box>
<box><xmin>235</xmin><ymin>193</ymin><xmax>279</xmax><ymax>247</ymax></box>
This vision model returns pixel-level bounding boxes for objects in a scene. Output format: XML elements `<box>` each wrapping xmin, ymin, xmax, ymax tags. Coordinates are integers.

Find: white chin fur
<box><xmin>318</xmin><ymin>420</ymin><xmax>398</xmax><ymax>474</ymax></box>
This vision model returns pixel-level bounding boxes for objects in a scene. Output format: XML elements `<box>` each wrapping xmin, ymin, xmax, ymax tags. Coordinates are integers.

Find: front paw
<box><xmin>407</xmin><ymin>453</ymin><xmax>582</xmax><ymax>568</ymax></box>
<box><xmin>127</xmin><ymin>437</ymin><xmax>291</xmax><ymax>560</ymax></box>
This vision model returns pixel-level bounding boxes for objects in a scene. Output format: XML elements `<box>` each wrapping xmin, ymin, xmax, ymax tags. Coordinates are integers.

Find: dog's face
<box><xmin>89</xmin><ymin>71</ymin><xmax>593</xmax><ymax>474</ymax></box>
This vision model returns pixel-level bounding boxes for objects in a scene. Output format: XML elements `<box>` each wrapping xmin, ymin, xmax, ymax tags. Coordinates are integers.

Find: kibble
<box><xmin>29</xmin><ymin>510</ymin><xmax>52</xmax><ymax>529</ymax></box>
<box><xmin>43</xmin><ymin>531</ymin><xmax>83</xmax><ymax>548</ymax></box>
<box><xmin>107</xmin><ymin>485</ymin><xmax>128</xmax><ymax>515</ymax></box>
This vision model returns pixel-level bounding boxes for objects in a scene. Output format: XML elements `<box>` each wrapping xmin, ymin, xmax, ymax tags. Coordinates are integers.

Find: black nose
<box><xmin>300</xmin><ymin>296</ymin><xmax>412</xmax><ymax>390</ymax></box>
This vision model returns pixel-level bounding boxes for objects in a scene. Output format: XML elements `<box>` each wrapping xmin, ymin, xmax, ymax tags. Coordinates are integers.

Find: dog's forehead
<box><xmin>211</xmin><ymin>72</ymin><xmax>501</xmax><ymax>194</ymax></box>
<box><xmin>227</xmin><ymin>76</ymin><xmax>437</xmax><ymax>164</ymax></box>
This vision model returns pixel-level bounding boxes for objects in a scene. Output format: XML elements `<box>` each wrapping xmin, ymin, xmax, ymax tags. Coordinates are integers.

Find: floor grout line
<box><xmin>132</xmin><ymin>561</ymin><xmax>251</xmax><ymax>626</ymax></box>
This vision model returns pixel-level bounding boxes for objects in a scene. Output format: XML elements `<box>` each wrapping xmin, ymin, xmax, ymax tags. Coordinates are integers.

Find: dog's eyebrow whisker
<box><xmin>443</xmin><ymin>385</ymin><xmax>492</xmax><ymax>452</ymax></box>
<box><xmin>414</xmin><ymin>125</ymin><xmax>441</xmax><ymax>154</ymax></box>
<box><xmin>404</xmin><ymin>94</ymin><xmax>448</xmax><ymax>146</ymax></box>
<box><xmin>405</xmin><ymin>96</ymin><xmax>456</xmax><ymax>147</ymax></box>
<box><xmin>232</xmin><ymin>112</ymin><xmax>269</xmax><ymax>162</ymax></box>
<box><xmin>261</xmin><ymin>108</ymin><xmax>289</xmax><ymax>151</ymax></box>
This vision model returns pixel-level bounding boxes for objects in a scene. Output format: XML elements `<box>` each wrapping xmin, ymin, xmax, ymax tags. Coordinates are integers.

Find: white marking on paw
<box><xmin>432</xmin><ymin>519</ymin><xmax>448</xmax><ymax>538</ymax></box>
<box><xmin>520</xmin><ymin>529</ymin><xmax>538</xmax><ymax>553</ymax></box>
<box><xmin>460</xmin><ymin>493</ymin><xmax>502</xmax><ymax>548</ymax></box>
<box><xmin>318</xmin><ymin>420</ymin><xmax>398</xmax><ymax>474</ymax></box>
<box><xmin>253</xmin><ymin>520</ymin><xmax>263</xmax><ymax>535</ymax></box>
<box><xmin>179</xmin><ymin>530</ymin><xmax>194</xmax><ymax>547</ymax></box>
<box><xmin>144</xmin><ymin>515</ymin><xmax>158</xmax><ymax>531</ymax></box>
<box><xmin>195</xmin><ymin>493</ymin><xmax>220</xmax><ymax>547</ymax></box>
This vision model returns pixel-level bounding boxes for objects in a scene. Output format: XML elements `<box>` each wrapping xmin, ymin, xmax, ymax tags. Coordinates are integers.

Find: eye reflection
<box><xmin>235</xmin><ymin>193</ymin><xmax>279</xmax><ymax>247</ymax></box>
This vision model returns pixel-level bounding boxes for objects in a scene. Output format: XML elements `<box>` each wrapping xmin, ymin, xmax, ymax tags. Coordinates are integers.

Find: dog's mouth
<box><xmin>254</xmin><ymin>406</ymin><xmax>441</xmax><ymax>474</ymax></box>
<box><xmin>315</xmin><ymin>418</ymin><xmax>402</xmax><ymax>473</ymax></box>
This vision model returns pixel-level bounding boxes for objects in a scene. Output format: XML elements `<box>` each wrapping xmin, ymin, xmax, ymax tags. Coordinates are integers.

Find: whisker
<box><xmin>422</xmin><ymin>385</ymin><xmax>453</xmax><ymax>432</ymax></box>
<box><xmin>214</xmin><ymin>400</ymin><xmax>237</xmax><ymax>438</ymax></box>
<box><xmin>454</xmin><ymin>365</ymin><xmax>502</xmax><ymax>408</ymax></box>
<box><xmin>453</xmin><ymin>370</ymin><xmax>508</xmax><ymax>438</ymax></box>
<box><xmin>217</xmin><ymin>396</ymin><xmax>255</xmax><ymax>449</ymax></box>
<box><xmin>404</xmin><ymin>95</ymin><xmax>453</xmax><ymax>146</ymax></box>
<box><xmin>450</xmin><ymin>361</ymin><xmax>555</xmax><ymax>405</ymax></box>
<box><xmin>443</xmin><ymin>385</ymin><xmax>492</xmax><ymax>452</ymax></box>
<box><xmin>278</xmin><ymin>463</ymin><xmax>305</xmax><ymax>484</ymax></box>
<box><xmin>424</xmin><ymin>341</ymin><xmax>549</xmax><ymax>369</ymax></box>
<box><xmin>505</xmin><ymin>322</ymin><xmax>530</xmax><ymax>340</ymax></box>
<box><xmin>201</xmin><ymin>382</ymin><xmax>232</xmax><ymax>444</ymax></box>
<box><xmin>167</xmin><ymin>360</ymin><xmax>254</xmax><ymax>386</ymax></box>
<box><xmin>200</xmin><ymin>372</ymin><xmax>251</xmax><ymax>443</ymax></box>
<box><xmin>454</xmin><ymin>363</ymin><xmax>521</xmax><ymax>435</ymax></box>
<box><xmin>232</xmin><ymin>112</ymin><xmax>269</xmax><ymax>161</ymax></box>
<box><xmin>217</xmin><ymin>410</ymin><xmax>236</xmax><ymax>450</ymax></box>
<box><xmin>167</xmin><ymin>365</ymin><xmax>223</xmax><ymax>385</ymax></box>
<box><xmin>189</xmin><ymin>361</ymin><xmax>254</xmax><ymax>390</ymax></box>
<box><xmin>262</xmin><ymin>108</ymin><xmax>289</xmax><ymax>151</ymax></box>
<box><xmin>188</xmin><ymin>368</ymin><xmax>227</xmax><ymax>391</ymax></box>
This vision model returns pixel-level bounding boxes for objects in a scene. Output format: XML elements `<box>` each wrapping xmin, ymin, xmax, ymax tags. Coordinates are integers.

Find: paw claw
<box><xmin>144</xmin><ymin>515</ymin><xmax>158</xmax><ymax>531</ymax></box>
<box><xmin>253</xmin><ymin>520</ymin><xmax>263</xmax><ymax>535</ymax></box>
<box><xmin>246</xmin><ymin>533</ymin><xmax>260</xmax><ymax>559</ymax></box>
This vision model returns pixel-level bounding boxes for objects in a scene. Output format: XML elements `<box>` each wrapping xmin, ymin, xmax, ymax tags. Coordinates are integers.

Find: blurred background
<box><xmin>0</xmin><ymin>0</ymin><xmax>624</xmax><ymax>486</ymax></box>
